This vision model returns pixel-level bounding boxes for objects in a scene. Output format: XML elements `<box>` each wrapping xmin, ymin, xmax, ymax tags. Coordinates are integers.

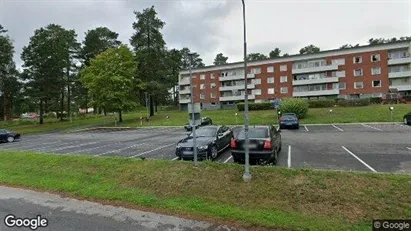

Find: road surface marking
<box><xmin>49</xmin><ymin>142</ymin><xmax>98</xmax><ymax>152</ymax></box>
<box><xmin>304</xmin><ymin>126</ymin><xmax>309</xmax><ymax>132</ymax></box>
<box><xmin>287</xmin><ymin>145</ymin><xmax>291</xmax><ymax>168</ymax></box>
<box><xmin>171</xmin><ymin>157</ymin><xmax>179</xmax><ymax>161</ymax></box>
<box><xmin>129</xmin><ymin>143</ymin><xmax>175</xmax><ymax>158</ymax></box>
<box><xmin>332</xmin><ymin>124</ymin><xmax>344</xmax><ymax>132</ymax></box>
<box><xmin>361</xmin><ymin>124</ymin><xmax>383</xmax><ymax>131</ymax></box>
<box><xmin>341</xmin><ymin>146</ymin><xmax>377</xmax><ymax>172</ymax></box>
<box><xmin>2</xmin><ymin>141</ymin><xmax>61</xmax><ymax>150</ymax></box>
<box><xmin>28</xmin><ymin>141</ymin><xmax>79</xmax><ymax>151</ymax></box>
<box><xmin>223</xmin><ymin>156</ymin><xmax>233</xmax><ymax>163</ymax></box>
<box><xmin>67</xmin><ymin>143</ymin><xmax>118</xmax><ymax>154</ymax></box>
<box><xmin>95</xmin><ymin>143</ymin><xmax>146</xmax><ymax>156</ymax></box>
<box><xmin>407</xmin><ymin>147</ymin><xmax>411</xmax><ymax>151</ymax></box>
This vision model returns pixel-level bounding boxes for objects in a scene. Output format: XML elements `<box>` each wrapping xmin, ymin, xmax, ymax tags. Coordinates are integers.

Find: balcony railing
<box><xmin>293</xmin><ymin>89</ymin><xmax>339</xmax><ymax>97</ymax></box>
<box><xmin>292</xmin><ymin>77</ymin><xmax>339</xmax><ymax>86</ymax></box>
<box><xmin>179</xmin><ymin>78</ymin><xmax>190</xmax><ymax>85</ymax></box>
<box><xmin>219</xmin><ymin>83</ymin><xmax>255</xmax><ymax>91</ymax></box>
<box><xmin>179</xmin><ymin>98</ymin><xmax>191</xmax><ymax>104</ymax></box>
<box><xmin>388</xmin><ymin>57</ymin><xmax>411</xmax><ymax>65</ymax></box>
<box><xmin>389</xmin><ymin>85</ymin><xmax>411</xmax><ymax>91</ymax></box>
<box><xmin>219</xmin><ymin>94</ymin><xmax>256</xmax><ymax>101</ymax></box>
<box><xmin>179</xmin><ymin>88</ymin><xmax>191</xmax><ymax>94</ymax></box>
<box><xmin>219</xmin><ymin>73</ymin><xmax>255</xmax><ymax>81</ymax></box>
<box><xmin>388</xmin><ymin>70</ymin><xmax>411</xmax><ymax>79</ymax></box>
<box><xmin>292</xmin><ymin>63</ymin><xmax>339</xmax><ymax>75</ymax></box>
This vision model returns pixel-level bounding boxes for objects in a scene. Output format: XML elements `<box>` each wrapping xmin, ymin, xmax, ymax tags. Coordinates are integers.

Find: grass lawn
<box><xmin>0</xmin><ymin>151</ymin><xmax>409</xmax><ymax>231</ymax></box>
<box><xmin>120</xmin><ymin>104</ymin><xmax>411</xmax><ymax>127</ymax></box>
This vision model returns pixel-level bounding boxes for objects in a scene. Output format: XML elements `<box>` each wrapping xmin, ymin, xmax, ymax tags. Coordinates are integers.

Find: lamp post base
<box><xmin>242</xmin><ymin>172</ymin><xmax>252</xmax><ymax>182</ymax></box>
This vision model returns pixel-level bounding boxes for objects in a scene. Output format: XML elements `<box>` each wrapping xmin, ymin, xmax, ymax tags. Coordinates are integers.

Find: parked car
<box><xmin>0</xmin><ymin>129</ymin><xmax>21</xmax><ymax>143</ymax></box>
<box><xmin>230</xmin><ymin>125</ymin><xmax>281</xmax><ymax>165</ymax></box>
<box><xmin>403</xmin><ymin>112</ymin><xmax>411</xmax><ymax>125</ymax></box>
<box><xmin>279</xmin><ymin>113</ymin><xmax>299</xmax><ymax>129</ymax></box>
<box><xmin>175</xmin><ymin>125</ymin><xmax>233</xmax><ymax>161</ymax></box>
<box><xmin>184</xmin><ymin>117</ymin><xmax>213</xmax><ymax>131</ymax></box>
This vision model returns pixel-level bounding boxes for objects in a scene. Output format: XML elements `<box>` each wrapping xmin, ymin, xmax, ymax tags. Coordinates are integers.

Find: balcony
<box><xmin>179</xmin><ymin>78</ymin><xmax>190</xmax><ymax>85</ymax></box>
<box><xmin>219</xmin><ymin>94</ymin><xmax>255</xmax><ymax>101</ymax></box>
<box><xmin>219</xmin><ymin>83</ymin><xmax>255</xmax><ymax>91</ymax></box>
<box><xmin>389</xmin><ymin>85</ymin><xmax>411</xmax><ymax>91</ymax></box>
<box><xmin>389</xmin><ymin>70</ymin><xmax>411</xmax><ymax>79</ymax></box>
<box><xmin>219</xmin><ymin>73</ymin><xmax>255</xmax><ymax>82</ymax></box>
<box><xmin>388</xmin><ymin>57</ymin><xmax>411</xmax><ymax>65</ymax></box>
<box><xmin>179</xmin><ymin>98</ymin><xmax>191</xmax><ymax>104</ymax></box>
<box><xmin>293</xmin><ymin>89</ymin><xmax>339</xmax><ymax>97</ymax></box>
<box><xmin>179</xmin><ymin>88</ymin><xmax>191</xmax><ymax>94</ymax></box>
<box><xmin>293</xmin><ymin>77</ymin><xmax>339</xmax><ymax>86</ymax></box>
<box><xmin>292</xmin><ymin>64</ymin><xmax>339</xmax><ymax>75</ymax></box>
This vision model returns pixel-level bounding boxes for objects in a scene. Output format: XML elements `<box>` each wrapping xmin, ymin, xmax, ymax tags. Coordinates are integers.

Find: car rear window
<box><xmin>237</xmin><ymin>128</ymin><xmax>269</xmax><ymax>139</ymax></box>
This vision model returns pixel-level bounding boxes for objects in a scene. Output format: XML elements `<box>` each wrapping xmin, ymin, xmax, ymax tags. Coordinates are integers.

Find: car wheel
<box><xmin>404</xmin><ymin>118</ymin><xmax>408</xmax><ymax>125</ymax></box>
<box><xmin>209</xmin><ymin>145</ymin><xmax>218</xmax><ymax>160</ymax></box>
<box><xmin>272</xmin><ymin>148</ymin><xmax>278</xmax><ymax>165</ymax></box>
<box><xmin>7</xmin><ymin>136</ymin><xmax>14</xmax><ymax>143</ymax></box>
<box><xmin>278</xmin><ymin>142</ymin><xmax>282</xmax><ymax>152</ymax></box>
<box><xmin>296</xmin><ymin>125</ymin><xmax>299</xmax><ymax>129</ymax></box>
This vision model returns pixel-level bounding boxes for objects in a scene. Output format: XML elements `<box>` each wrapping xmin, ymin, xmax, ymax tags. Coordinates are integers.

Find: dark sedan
<box><xmin>230</xmin><ymin>125</ymin><xmax>282</xmax><ymax>165</ymax></box>
<box><xmin>176</xmin><ymin>125</ymin><xmax>233</xmax><ymax>161</ymax></box>
<box><xmin>184</xmin><ymin>117</ymin><xmax>213</xmax><ymax>131</ymax></box>
<box><xmin>279</xmin><ymin>113</ymin><xmax>299</xmax><ymax>129</ymax></box>
<box><xmin>0</xmin><ymin>129</ymin><xmax>21</xmax><ymax>143</ymax></box>
<box><xmin>404</xmin><ymin>112</ymin><xmax>411</xmax><ymax>125</ymax></box>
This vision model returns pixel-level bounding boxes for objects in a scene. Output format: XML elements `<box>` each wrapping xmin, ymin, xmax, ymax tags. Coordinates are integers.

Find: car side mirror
<box><xmin>217</xmin><ymin>133</ymin><xmax>224</xmax><ymax>138</ymax></box>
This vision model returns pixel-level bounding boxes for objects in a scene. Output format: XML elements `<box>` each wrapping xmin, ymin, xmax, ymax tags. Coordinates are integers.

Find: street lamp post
<box><xmin>242</xmin><ymin>0</ymin><xmax>251</xmax><ymax>182</ymax></box>
<box><xmin>188</xmin><ymin>53</ymin><xmax>198</xmax><ymax>167</ymax></box>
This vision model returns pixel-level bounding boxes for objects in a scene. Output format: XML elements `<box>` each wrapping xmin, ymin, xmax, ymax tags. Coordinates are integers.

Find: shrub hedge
<box><xmin>237</xmin><ymin>102</ymin><xmax>273</xmax><ymax>111</ymax></box>
<box><xmin>279</xmin><ymin>98</ymin><xmax>309</xmax><ymax>119</ymax></box>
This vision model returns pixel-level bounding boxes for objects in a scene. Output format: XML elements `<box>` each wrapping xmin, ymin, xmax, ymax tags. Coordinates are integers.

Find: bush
<box><xmin>403</xmin><ymin>95</ymin><xmax>411</xmax><ymax>101</ymax></box>
<box><xmin>337</xmin><ymin>99</ymin><xmax>370</xmax><ymax>107</ymax></box>
<box><xmin>307</xmin><ymin>99</ymin><xmax>335</xmax><ymax>108</ymax></box>
<box><xmin>279</xmin><ymin>98</ymin><xmax>309</xmax><ymax>119</ymax></box>
<box><xmin>237</xmin><ymin>102</ymin><xmax>273</xmax><ymax>111</ymax></box>
<box><xmin>370</xmin><ymin>97</ymin><xmax>382</xmax><ymax>104</ymax></box>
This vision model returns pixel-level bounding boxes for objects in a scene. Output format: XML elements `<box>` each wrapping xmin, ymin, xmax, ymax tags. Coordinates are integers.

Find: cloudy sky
<box><xmin>1</xmin><ymin>0</ymin><xmax>410</xmax><ymax>68</ymax></box>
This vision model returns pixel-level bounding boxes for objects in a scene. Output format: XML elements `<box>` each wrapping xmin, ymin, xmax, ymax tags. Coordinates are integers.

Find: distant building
<box><xmin>178</xmin><ymin>40</ymin><xmax>411</xmax><ymax>110</ymax></box>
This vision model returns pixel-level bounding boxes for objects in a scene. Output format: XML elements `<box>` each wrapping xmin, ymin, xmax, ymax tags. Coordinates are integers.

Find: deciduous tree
<box><xmin>269</xmin><ymin>48</ymin><xmax>281</xmax><ymax>58</ymax></box>
<box><xmin>299</xmin><ymin>45</ymin><xmax>320</xmax><ymax>55</ymax></box>
<box><xmin>213</xmin><ymin>53</ymin><xmax>228</xmax><ymax>65</ymax></box>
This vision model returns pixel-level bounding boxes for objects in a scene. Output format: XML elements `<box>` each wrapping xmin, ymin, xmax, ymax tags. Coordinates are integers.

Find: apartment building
<box><xmin>178</xmin><ymin>40</ymin><xmax>411</xmax><ymax>110</ymax></box>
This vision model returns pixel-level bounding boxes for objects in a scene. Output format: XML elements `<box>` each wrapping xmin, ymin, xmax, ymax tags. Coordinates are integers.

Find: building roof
<box><xmin>179</xmin><ymin>40</ymin><xmax>411</xmax><ymax>75</ymax></box>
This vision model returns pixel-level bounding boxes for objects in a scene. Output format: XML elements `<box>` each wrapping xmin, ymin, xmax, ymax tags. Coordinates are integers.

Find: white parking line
<box><xmin>1</xmin><ymin>141</ymin><xmax>62</xmax><ymax>150</ymax></box>
<box><xmin>332</xmin><ymin>124</ymin><xmax>344</xmax><ymax>132</ymax></box>
<box><xmin>304</xmin><ymin>126</ymin><xmax>309</xmax><ymax>132</ymax></box>
<box><xmin>171</xmin><ymin>157</ymin><xmax>179</xmax><ymax>161</ymax></box>
<box><xmin>341</xmin><ymin>146</ymin><xmax>377</xmax><ymax>172</ymax></box>
<box><xmin>223</xmin><ymin>156</ymin><xmax>233</xmax><ymax>163</ymax></box>
<box><xmin>28</xmin><ymin>141</ymin><xmax>80</xmax><ymax>151</ymax></box>
<box><xmin>129</xmin><ymin>143</ymin><xmax>175</xmax><ymax>158</ymax></box>
<box><xmin>49</xmin><ymin>142</ymin><xmax>99</xmax><ymax>152</ymax></box>
<box><xmin>407</xmin><ymin>147</ymin><xmax>411</xmax><ymax>151</ymax></box>
<box><xmin>287</xmin><ymin>145</ymin><xmax>291</xmax><ymax>168</ymax></box>
<box><xmin>95</xmin><ymin>143</ymin><xmax>146</xmax><ymax>157</ymax></box>
<box><xmin>67</xmin><ymin>143</ymin><xmax>119</xmax><ymax>154</ymax></box>
<box><xmin>361</xmin><ymin>124</ymin><xmax>383</xmax><ymax>131</ymax></box>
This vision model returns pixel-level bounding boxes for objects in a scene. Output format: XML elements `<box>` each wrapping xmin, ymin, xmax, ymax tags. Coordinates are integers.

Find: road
<box><xmin>0</xmin><ymin>186</ymin><xmax>238</xmax><ymax>231</ymax></box>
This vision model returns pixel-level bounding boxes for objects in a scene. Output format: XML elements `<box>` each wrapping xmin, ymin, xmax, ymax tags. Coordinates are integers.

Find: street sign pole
<box><xmin>188</xmin><ymin>53</ymin><xmax>198</xmax><ymax>167</ymax></box>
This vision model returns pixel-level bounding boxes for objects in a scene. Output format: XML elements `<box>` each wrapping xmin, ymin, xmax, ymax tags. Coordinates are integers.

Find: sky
<box><xmin>0</xmin><ymin>0</ymin><xmax>410</xmax><ymax>68</ymax></box>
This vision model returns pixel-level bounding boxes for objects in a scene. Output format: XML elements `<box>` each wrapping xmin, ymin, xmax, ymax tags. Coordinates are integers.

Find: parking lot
<box><xmin>2</xmin><ymin>123</ymin><xmax>411</xmax><ymax>174</ymax></box>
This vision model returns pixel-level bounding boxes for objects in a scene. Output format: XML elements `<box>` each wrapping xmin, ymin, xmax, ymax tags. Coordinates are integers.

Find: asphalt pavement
<box><xmin>2</xmin><ymin>123</ymin><xmax>411</xmax><ymax>174</ymax></box>
<box><xmin>0</xmin><ymin>186</ymin><xmax>236</xmax><ymax>231</ymax></box>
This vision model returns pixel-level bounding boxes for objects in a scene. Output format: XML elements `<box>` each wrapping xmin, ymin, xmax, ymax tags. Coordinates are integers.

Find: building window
<box><xmin>280</xmin><ymin>87</ymin><xmax>288</xmax><ymax>94</ymax></box>
<box><xmin>371</xmin><ymin>67</ymin><xmax>381</xmax><ymax>75</ymax></box>
<box><xmin>211</xmin><ymin>102</ymin><xmax>216</xmax><ymax>106</ymax></box>
<box><xmin>268</xmin><ymin>88</ymin><xmax>275</xmax><ymax>94</ymax></box>
<box><xmin>210</xmin><ymin>83</ymin><xmax>216</xmax><ymax>88</ymax></box>
<box><xmin>354</xmin><ymin>81</ymin><xmax>363</xmax><ymax>89</ymax></box>
<box><xmin>220</xmin><ymin>72</ymin><xmax>228</xmax><ymax>77</ymax></box>
<box><xmin>371</xmin><ymin>54</ymin><xmax>381</xmax><ymax>62</ymax></box>
<box><xmin>267</xmin><ymin>77</ymin><xmax>274</xmax><ymax>84</ymax></box>
<box><xmin>267</xmin><ymin>66</ymin><xmax>274</xmax><ymax>73</ymax></box>
<box><xmin>280</xmin><ymin>76</ymin><xmax>287</xmax><ymax>83</ymax></box>
<box><xmin>253</xmin><ymin>89</ymin><xmax>261</xmax><ymax>95</ymax></box>
<box><xmin>372</xmin><ymin>80</ymin><xmax>381</xmax><ymax>88</ymax></box>
<box><xmin>251</xmin><ymin>67</ymin><xmax>261</xmax><ymax>74</ymax></box>
<box><xmin>354</xmin><ymin>69</ymin><xmax>363</xmax><ymax>76</ymax></box>
<box><xmin>339</xmin><ymin>82</ymin><xmax>346</xmax><ymax>89</ymax></box>
<box><xmin>200</xmin><ymin>84</ymin><xmax>206</xmax><ymax>89</ymax></box>
<box><xmin>254</xmin><ymin>78</ymin><xmax>261</xmax><ymax>85</ymax></box>
<box><xmin>280</xmin><ymin>65</ymin><xmax>287</xmax><ymax>71</ymax></box>
<box><xmin>211</xmin><ymin>92</ymin><xmax>216</xmax><ymax>98</ymax></box>
<box><xmin>210</xmin><ymin>73</ymin><xmax>215</xmax><ymax>79</ymax></box>
<box><xmin>200</xmin><ymin>74</ymin><xmax>205</xmax><ymax>80</ymax></box>
<box><xmin>353</xmin><ymin>56</ymin><xmax>362</xmax><ymax>64</ymax></box>
<box><xmin>332</xmin><ymin>58</ymin><xmax>345</xmax><ymax>65</ymax></box>
<box><xmin>200</xmin><ymin>93</ymin><xmax>206</xmax><ymax>99</ymax></box>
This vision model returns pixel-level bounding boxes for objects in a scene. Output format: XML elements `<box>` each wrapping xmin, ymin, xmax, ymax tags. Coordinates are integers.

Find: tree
<box><xmin>299</xmin><ymin>45</ymin><xmax>320</xmax><ymax>55</ymax></box>
<box><xmin>164</xmin><ymin>48</ymin><xmax>182</xmax><ymax>105</ymax></box>
<box><xmin>340</xmin><ymin>44</ymin><xmax>360</xmax><ymax>49</ymax></box>
<box><xmin>368</xmin><ymin>37</ymin><xmax>411</xmax><ymax>45</ymax></box>
<box><xmin>246</xmin><ymin>53</ymin><xmax>268</xmax><ymax>61</ymax></box>
<box><xmin>282</xmin><ymin>53</ymin><xmax>289</xmax><ymax>57</ymax></box>
<box><xmin>130</xmin><ymin>6</ymin><xmax>169</xmax><ymax>116</ymax></box>
<box><xmin>21</xmin><ymin>24</ymin><xmax>78</xmax><ymax>124</ymax></box>
<box><xmin>213</xmin><ymin>53</ymin><xmax>228</xmax><ymax>65</ymax></box>
<box><xmin>80</xmin><ymin>45</ymin><xmax>137</xmax><ymax>123</ymax></box>
<box><xmin>0</xmin><ymin>24</ymin><xmax>18</xmax><ymax>121</ymax></box>
<box><xmin>269</xmin><ymin>48</ymin><xmax>281</xmax><ymax>58</ymax></box>
<box><xmin>180</xmin><ymin>47</ymin><xmax>205</xmax><ymax>69</ymax></box>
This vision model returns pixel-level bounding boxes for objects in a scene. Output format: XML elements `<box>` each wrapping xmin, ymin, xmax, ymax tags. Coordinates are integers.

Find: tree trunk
<box><xmin>98</xmin><ymin>107</ymin><xmax>102</xmax><ymax>115</ymax></box>
<box><xmin>85</xmin><ymin>94</ymin><xmax>88</xmax><ymax>114</ymax></box>
<box><xmin>67</xmin><ymin>69</ymin><xmax>71</xmax><ymax>121</ymax></box>
<box><xmin>173</xmin><ymin>86</ymin><xmax>178</xmax><ymax>106</ymax></box>
<box><xmin>39</xmin><ymin>100</ymin><xmax>44</xmax><ymax>124</ymax></box>
<box><xmin>3</xmin><ymin>89</ymin><xmax>8</xmax><ymax>121</ymax></box>
<box><xmin>118</xmin><ymin>109</ymin><xmax>123</xmax><ymax>123</ymax></box>
<box><xmin>44</xmin><ymin>100</ymin><xmax>48</xmax><ymax>114</ymax></box>
<box><xmin>104</xmin><ymin>108</ymin><xmax>107</xmax><ymax>116</ymax></box>
<box><xmin>149</xmin><ymin>95</ymin><xmax>154</xmax><ymax>117</ymax></box>
<box><xmin>60</xmin><ymin>88</ymin><xmax>64</xmax><ymax>122</ymax></box>
<box><xmin>155</xmin><ymin>99</ymin><xmax>158</xmax><ymax>113</ymax></box>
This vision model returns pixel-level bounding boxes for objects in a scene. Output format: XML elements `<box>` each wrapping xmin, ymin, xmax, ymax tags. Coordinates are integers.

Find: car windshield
<box><xmin>0</xmin><ymin>129</ymin><xmax>9</xmax><ymax>134</ymax></box>
<box><xmin>191</xmin><ymin>127</ymin><xmax>217</xmax><ymax>137</ymax></box>
<box><xmin>282</xmin><ymin>115</ymin><xmax>296</xmax><ymax>119</ymax></box>
<box><xmin>237</xmin><ymin>128</ymin><xmax>269</xmax><ymax>139</ymax></box>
